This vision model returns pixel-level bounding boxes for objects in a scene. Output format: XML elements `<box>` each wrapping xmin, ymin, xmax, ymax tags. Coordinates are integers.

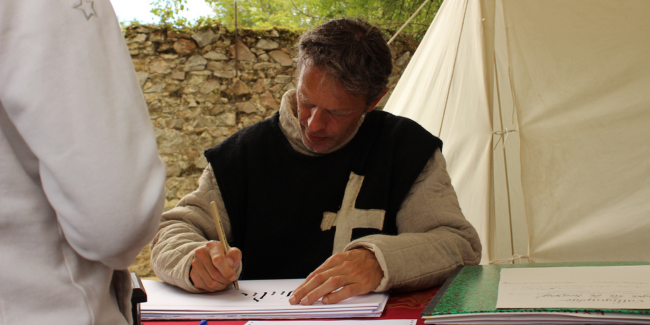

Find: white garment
<box><xmin>0</xmin><ymin>1</ymin><xmax>166</xmax><ymax>324</ymax></box>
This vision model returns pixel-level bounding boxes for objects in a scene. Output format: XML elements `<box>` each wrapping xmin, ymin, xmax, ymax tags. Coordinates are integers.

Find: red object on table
<box><xmin>142</xmin><ymin>286</ymin><xmax>438</xmax><ymax>325</ymax></box>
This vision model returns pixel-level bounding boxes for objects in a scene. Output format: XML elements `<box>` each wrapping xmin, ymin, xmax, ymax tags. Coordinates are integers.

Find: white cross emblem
<box><xmin>74</xmin><ymin>0</ymin><xmax>97</xmax><ymax>20</ymax></box>
<box><xmin>321</xmin><ymin>172</ymin><xmax>385</xmax><ymax>254</ymax></box>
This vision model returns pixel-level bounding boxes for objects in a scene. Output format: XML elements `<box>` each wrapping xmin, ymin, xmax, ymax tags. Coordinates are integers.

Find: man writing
<box><xmin>151</xmin><ymin>18</ymin><xmax>481</xmax><ymax>305</ymax></box>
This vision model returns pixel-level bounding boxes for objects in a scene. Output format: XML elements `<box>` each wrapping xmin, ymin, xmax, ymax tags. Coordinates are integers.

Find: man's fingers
<box><xmin>290</xmin><ymin>266</ymin><xmax>345</xmax><ymax>305</ymax></box>
<box><xmin>209</xmin><ymin>244</ymin><xmax>239</xmax><ymax>282</ymax></box>
<box><xmin>190</xmin><ymin>241</ymin><xmax>240</xmax><ymax>292</ymax></box>
<box><xmin>322</xmin><ymin>282</ymin><xmax>364</xmax><ymax>305</ymax></box>
<box><xmin>292</xmin><ymin>253</ymin><xmax>345</xmax><ymax>299</ymax></box>
<box><xmin>196</xmin><ymin>248</ymin><xmax>226</xmax><ymax>283</ymax></box>
<box><xmin>290</xmin><ymin>249</ymin><xmax>383</xmax><ymax>305</ymax></box>
<box><xmin>192</xmin><ymin>259</ymin><xmax>227</xmax><ymax>292</ymax></box>
<box><xmin>299</xmin><ymin>275</ymin><xmax>349</xmax><ymax>305</ymax></box>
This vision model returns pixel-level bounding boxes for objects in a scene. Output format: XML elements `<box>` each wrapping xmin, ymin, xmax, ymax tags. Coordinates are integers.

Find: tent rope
<box><xmin>387</xmin><ymin>0</ymin><xmax>431</xmax><ymax>45</ymax></box>
<box><xmin>488</xmin><ymin>254</ymin><xmax>530</xmax><ymax>265</ymax></box>
<box><xmin>492</xmin><ymin>128</ymin><xmax>518</xmax><ymax>150</ymax></box>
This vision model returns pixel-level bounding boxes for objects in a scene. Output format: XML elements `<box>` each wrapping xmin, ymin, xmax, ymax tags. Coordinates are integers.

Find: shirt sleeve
<box><xmin>151</xmin><ymin>165</ymin><xmax>238</xmax><ymax>293</ymax></box>
<box><xmin>0</xmin><ymin>0</ymin><xmax>166</xmax><ymax>270</ymax></box>
<box><xmin>345</xmin><ymin>148</ymin><xmax>482</xmax><ymax>292</ymax></box>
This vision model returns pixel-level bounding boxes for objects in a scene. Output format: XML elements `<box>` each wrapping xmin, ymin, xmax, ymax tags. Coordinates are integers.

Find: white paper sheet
<box><xmin>496</xmin><ymin>266</ymin><xmax>650</xmax><ymax>309</ymax></box>
<box><xmin>141</xmin><ymin>279</ymin><xmax>389</xmax><ymax>320</ymax></box>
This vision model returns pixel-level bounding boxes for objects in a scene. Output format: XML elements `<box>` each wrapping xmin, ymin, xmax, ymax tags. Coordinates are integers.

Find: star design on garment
<box><xmin>320</xmin><ymin>172</ymin><xmax>385</xmax><ymax>254</ymax></box>
<box><xmin>74</xmin><ymin>0</ymin><xmax>97</xmax><ymax>20</ymax></box>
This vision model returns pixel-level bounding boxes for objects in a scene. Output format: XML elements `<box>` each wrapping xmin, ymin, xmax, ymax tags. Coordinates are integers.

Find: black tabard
<box><xmin>204</xmin><ymin>110</ymin><xmax>442</xmax><ymax>280</ymax></box>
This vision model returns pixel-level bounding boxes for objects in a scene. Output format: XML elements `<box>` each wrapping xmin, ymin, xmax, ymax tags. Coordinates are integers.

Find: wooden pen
<box><xmin>210</xmin><ymin>201</ymin><xmax>240</xmax><ymax>290</ymax></box>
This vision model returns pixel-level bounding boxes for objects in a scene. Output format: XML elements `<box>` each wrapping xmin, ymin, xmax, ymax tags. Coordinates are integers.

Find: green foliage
<box><xmin>149</xmin><ymin>0</ymin><xmax>442</xmax><ymax>37</ymax></box>
<box><xmin>150</xmin><ymin>0</ymin><xmax>189</xmax><ymax>27</ymax></box>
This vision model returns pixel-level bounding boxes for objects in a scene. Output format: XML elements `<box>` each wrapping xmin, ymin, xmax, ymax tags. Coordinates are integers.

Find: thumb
<box><xmin>226</xmin><ymin>247</ymin><xmax>242</xmax><ymax>268</ymax></box>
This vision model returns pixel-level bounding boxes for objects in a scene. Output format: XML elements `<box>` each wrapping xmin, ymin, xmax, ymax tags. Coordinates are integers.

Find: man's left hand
<box><xmin>288</xmin><ymin>248</ymin><xmax>383</xmax><ymax>305</ymax></box>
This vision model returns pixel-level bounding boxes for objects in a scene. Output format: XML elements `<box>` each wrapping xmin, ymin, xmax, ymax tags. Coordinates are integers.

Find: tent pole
<box><xmin>387</xmin><ymin>0</ymin><xmax>431</xmax><ymax>45</ymax></box>
<box><xmin>493</xmin><ymin>55</ymin><xmax>516</xmax><ymax>262</ymax></box>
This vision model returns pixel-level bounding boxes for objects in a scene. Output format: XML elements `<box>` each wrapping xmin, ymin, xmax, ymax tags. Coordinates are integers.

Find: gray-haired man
<box><xmin>151</xmin><ymin>18</ymin><xmax>481</xmax><ymax>305</ymax></box>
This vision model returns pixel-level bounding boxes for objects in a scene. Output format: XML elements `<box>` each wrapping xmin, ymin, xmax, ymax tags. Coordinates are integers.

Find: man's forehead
<box><xmin>297</xmin><ymin>66</ymin><xmax>364</xmax><ymax>103</ymax></box>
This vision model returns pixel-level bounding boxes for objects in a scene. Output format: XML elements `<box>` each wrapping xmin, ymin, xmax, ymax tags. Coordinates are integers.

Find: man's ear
<box><xmin>366</xmin><ymin>88</ymin><xmax>390</xmax><ymax>113</ymax></box>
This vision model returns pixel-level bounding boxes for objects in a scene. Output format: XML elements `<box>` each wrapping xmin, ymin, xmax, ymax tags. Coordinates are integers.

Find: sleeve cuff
<box><xmin>344</xmin><ymin>241</ymin><xmax>391</xmax><ymax>292</ymax></box>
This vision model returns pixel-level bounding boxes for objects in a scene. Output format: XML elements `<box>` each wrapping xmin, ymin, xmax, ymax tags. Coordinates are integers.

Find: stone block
<box><xmin>256</xmin><ymin>39</ymin><xmax>279</xmax><ymax>50</ymax></box>
<box><xmin>253</xmin><ymin>62</ymin><xmax>276</xmax><ymax>70</ymax></box>
<box><xmin>184</xmin><ymin>55</ymin><xmax>208</xmax><ymax>71</ymax></box>
<box><xmin>200</xmin><ymin>79</ymin><xmax>221</xmax><ymax>94</ymax></box>
<box><xmin>189</xmin><ymin>70</ymin><xmax>212</xmax><ymax>76</ymax></box>
<box><xmin>188</xmin><ymin>74</ymin><xmax>206</xmax><ymax>86</ymax></box>
<box><xmin>229</xmin><ymin>40</ymin><xmax>257</xmax><ymax>62</ymax></box>
<box><xmin>207</xmin><ymin>61</ymin><xmax>224</xmax><ymax>71</ymax></box>
<box><xmin>230</xmin><ymin>79</ymin><xmax>251</xmax><ymax>96</ymax></box>
<box><xmin>258</xmin><ymin>53</ymin><xmax>269</xmax><ymax>62</ymax></box>
<box><xmin>251</xmin><ymin>78</ymin><xmax>269</xmax><ymax>93</ymax></box>
<box><xmin>134</xmin><ymin>26</ymin><xmax>151</xmax><ymax>33</ymax></box>
<box><xmin>284</xmin><ymin>82</ymin><xmax>296</xmax><ymax>92</ymax></box>
<box><xmin>194</xmin><ymin>155</ymin><xmax>209</xmax><ymax>169</ymax></box>
<box><xmin>192</xmin><ymin>29</ymin><xmax>217</xmax><ymax>48</ymax></box>
<box><xmin>170</xmin><ymin>71</ymin><xmax>185</xmax><ymax>80</ymax></box>
<box><xmin>269</xmin><ymin>84</ymin><xmax>283</xmax><ymax>93</ymax></box>
<box><xmin>214</xmin><ymin>70</ymin><xmax>236</xmax><ymax>79</ymax></box>
<box><xmin>166</xmin><ymin>163</ymin><xmax>182</xmax><ymax>177</ymax></box>
<box><xmin>127</xmin><ymin>34</ymin><xmax>147</xmax><ymax>43</ymax></box>
<box><xmin>395</xmin><ymin>51</ymin><xmax>411</xmax><ymax>67</ymax></box>
<box><xmin>168</xmin><ymin>30</ymin><xmax>192</xmax><ymax>39</ymax></box>
<box><xmin>173</xmin><ymin>39</ymin><xmax>197</xmax><ymax>55</ymax></box>
<box><xmin>216</xmin><ymin>112</ymin><xmax>237</xmax><ymax>126</ymax></box>
<box><xmin>164</xmin><ymin>84</ymin><xmax>181</xmax><ymax>92</ymax></box>
<box><xmin>260</xmin><ymin>91</ymin><xmax>279</xmax><ymax>110</ymax></box>
<box><xmin>203</xmin><ymin>51</ymin><xmax>229</xmax><ymax>61</ymax></box>
<box><xmin>149</xmin><ymin>32</ymin><xmax>165</xmax><ymax>43</ymax></box>
<box><xmin>236</xmin><ymin>101</ymin><xmax>257</xmax><ymax>114</ymax></box>
<box><xmin>144</xmin><ymin>84</ymin><xmax>164</xmax><ymax>93</ymax></box>
<box><xmin>241</xmin><ymin>71</ymin><xmax>256</xmax><ymax>81</ymax></box>
<box><xmin>274</xmin><ymin>75</ymin><xmax>292</xmax><ymax>84</ymax></box>
<box><xmin>166</xmin><ymin>119</ymin><xmax>185</xmax><ymax>130</ymax></box>
<box><xmin>183</xmin><ymin>85</ymin><xmax>200</xmax><ymax>94</ymax></box>
<box><xmin>136</xmin><ymin>71</ymin><xmax>149</xmax><ymax>87</ymax></box>
<box><xmin>268</xmin><ymin>50</ymin><xmax>293</xmax><ymax>67</ymax></box>
<box><xmin>159</xmin><ymin>129</ymin><xmax>186</xmax><ymax>154</ymax></box>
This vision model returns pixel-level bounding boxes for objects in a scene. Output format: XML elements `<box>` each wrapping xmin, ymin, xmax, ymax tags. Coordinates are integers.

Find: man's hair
<box><xmin>297</xmin><ymin>18</ymin><xmax>393</xmax><ymax>105</ymax></box>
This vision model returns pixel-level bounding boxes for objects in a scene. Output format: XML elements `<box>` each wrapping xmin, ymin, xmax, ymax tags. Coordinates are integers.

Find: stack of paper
<box><xmin>422</xmin><ymin>263</ymin><xmax>650</xmax><ymax>324</ymax></box>
<box><xmin>141</xmin><ymin>279</ymin><xmax>389</xmax><ymax>320</ymax></box>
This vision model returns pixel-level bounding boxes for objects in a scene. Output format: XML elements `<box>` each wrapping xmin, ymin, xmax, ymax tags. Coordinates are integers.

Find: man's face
<box><xmin>296</xmin><ymin>66</ymin><xmax>370</xmax><ymax>154</ymax></box>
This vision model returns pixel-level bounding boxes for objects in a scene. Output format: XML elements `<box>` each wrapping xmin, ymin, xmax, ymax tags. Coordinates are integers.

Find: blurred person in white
<box><xmin>0</xmin><ymin>0</ymin><xmax>166</xmax><ymax>324</ymax></box>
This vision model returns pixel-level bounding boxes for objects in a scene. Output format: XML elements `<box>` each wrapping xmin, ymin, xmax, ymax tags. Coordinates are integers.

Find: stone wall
<box><xmin>124</xmin><ymin>24</ymin><xmax>418</xmax><ymax>211</ymax></box>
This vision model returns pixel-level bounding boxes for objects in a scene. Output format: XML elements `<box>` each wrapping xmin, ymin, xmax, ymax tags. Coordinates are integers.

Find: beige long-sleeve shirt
<box><xmin>151</xmin><ymin>90</ymin><xmax>481</xmax><ymax>293</ymax></box>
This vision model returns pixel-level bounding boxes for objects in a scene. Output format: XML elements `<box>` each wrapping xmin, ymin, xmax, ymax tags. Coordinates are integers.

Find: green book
<box><xmin>422</xmin><ymin>262</ymin><xmax>650</xmax><ymax>324</ymax></box>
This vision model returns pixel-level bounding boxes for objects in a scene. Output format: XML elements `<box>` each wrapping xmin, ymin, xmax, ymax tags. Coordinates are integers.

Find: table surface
<box><xmin>142</xmin><ymin>286</ymin><xmax>439</xmax><ymax>325</ymax></box>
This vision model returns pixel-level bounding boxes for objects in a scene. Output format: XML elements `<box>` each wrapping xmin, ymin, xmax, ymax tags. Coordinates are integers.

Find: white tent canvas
<box><xmin>384</xmin><ymin>0</ymin><xmax>650</xmax><ymax>264</ymax></box>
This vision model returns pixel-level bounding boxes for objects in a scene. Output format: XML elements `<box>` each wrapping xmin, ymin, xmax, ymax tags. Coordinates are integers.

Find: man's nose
<box><xmin>307</xmin><ymin>107</ymin><xmax>326</xmax><ymax>133</ymax></box>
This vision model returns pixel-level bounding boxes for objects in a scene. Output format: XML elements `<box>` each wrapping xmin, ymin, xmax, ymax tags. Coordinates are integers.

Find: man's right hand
<box><xmin>190</xmin><ymin>240</ymin><xmax>242</xmax><ymax>292</ymax></box>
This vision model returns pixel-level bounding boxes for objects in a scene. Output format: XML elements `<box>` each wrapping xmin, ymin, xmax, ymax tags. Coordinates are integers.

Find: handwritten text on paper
<box><xmin>496</xmin><ymin>266</ymin><xmax>650</xmax><ymax>309</ymax></box>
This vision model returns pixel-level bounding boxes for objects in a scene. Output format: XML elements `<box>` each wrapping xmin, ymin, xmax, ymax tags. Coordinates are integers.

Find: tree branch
<box><xmin>289</xmin><ymin>0</ymin><xmax>321</xmax><ymax>19</ymax></box>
